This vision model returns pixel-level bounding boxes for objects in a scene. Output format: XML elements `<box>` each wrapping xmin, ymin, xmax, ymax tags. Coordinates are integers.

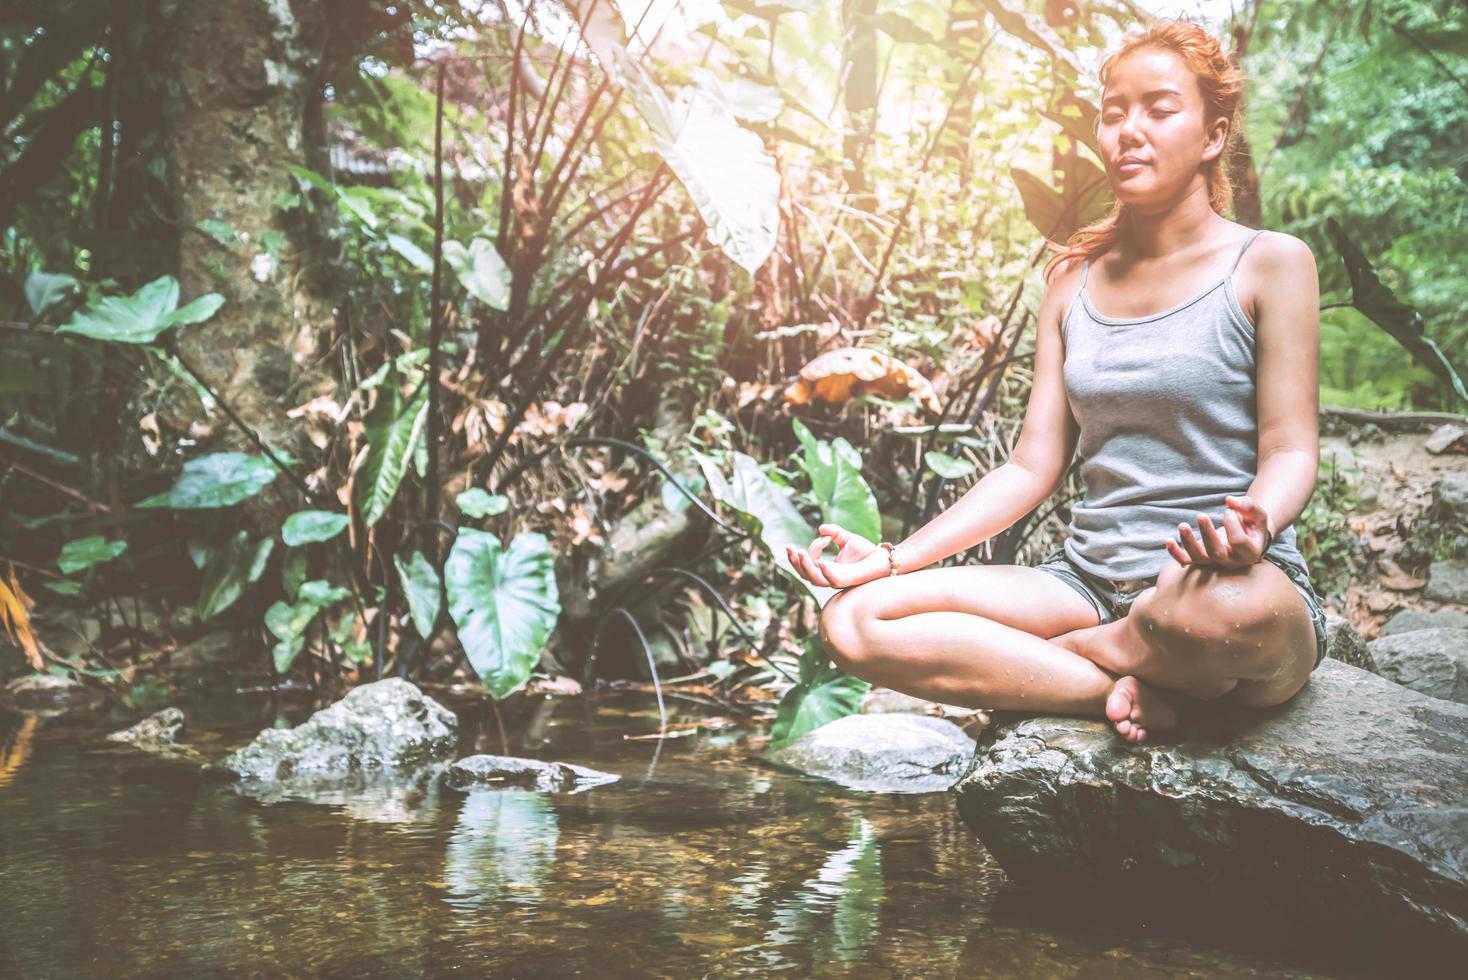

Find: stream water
<box><xmin>0</xmin><ymin>685</ymin><xmax>1393</xmax><ymax>977</ymax></box>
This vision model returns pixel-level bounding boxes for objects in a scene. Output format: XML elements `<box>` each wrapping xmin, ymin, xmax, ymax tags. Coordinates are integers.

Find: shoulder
<box><xmin>1242</xmin><ymin>229</ymin><xmax>1316</xmax><ymax>276</ymax></box>
<box><xmin>1039</xmin><ymin>254</ymin><xmax>1087</xmax><ymax>331</ymax></box>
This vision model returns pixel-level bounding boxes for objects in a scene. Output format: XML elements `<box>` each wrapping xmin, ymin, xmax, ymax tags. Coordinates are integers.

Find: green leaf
<box><xmin>445</xmin><ymin>529</ymin><xmax>561</xmax><ymax>700</ymax></box>
<box><xmin>386</xmin><ymin>233</ymin><xmax>434</xmax><ymax>272</ymax></box>
<box><xmin>298</xmin><ymin>579</ymin><xmax>351</xmax><ymax>607</ymax></box>
<box><xmin>195</xmin><ymin>219</ymin><xmax>240</xmax><ymax>244</ymax></box>
<box><xmin>57</xmin><ymin>535</ymin><xmax>127</xmax><ymax>574</ymax></box>
<box><xmin>444</xmin><ymin>238</ymin><xmax>511</xmax><ymax>310</ymax></box>
<box><xmin>660</xmin><ymin>473</ymin><xmax>705</xmax><ymax>514</ymax></box>
<box><xmin>281</xmin><ymin>549</ymin><xmax>307</xmax><ymax>602</ymax></box>
<box><xmin>793</xmin><ymin>420</ymin><xmax>881</xmax><ymax>542</ymax></box>
<box><xmin>55</xmin><ymin>275</ymin><xmax>224</xmax><ymax>343</ymax></box>
<box><xmin>282</xmin><ymin>510</ymin><xmax>350</xmax><ymax>546</ymax></box>
<box><xmin>137</xmin><ymin>451</ymin><xmax>288</xmax><ymax>509</ymax></box>
<box><xmin>198</xmin><ymin>530</ymin><xmax>254</xmax><ymax>620</ymax></box>
<box><xmin>353</xmin><ymin>377</ymin><xmax>430</xmax><ymax>527</ymax></box>
<box><xmin>693</xmin><ymin>448</ymin><xmax>836</xmax><ymax>607</ymax></box>
<box><xmin>394</xmin><ymin>550</ymin><xmax>442</xmax><ymax>640</ymax></box>
<box><xmin>247</xmin><ymin>537</ymin><xmax>275</xmax><ymax>584</ymax></box>
<box><xmin>924</xmin><ymin>450</ymin><xmax>975</xmax><ymax>480</ymax></box>
<box><xmin>457</xmin><ymin>487</ymin><xmax>508</xmax><ymax>518</ymax></box>
<box><xmin>1010</xmin><ymin>163</ymin><xmax>1110</xmax><ymax>244</ymax></box>
<box><xmin>770</xmin><ymin>638</ymin><xmax>869</xmax><ymax>749</ymax></box>
<box><xmin>264</xmin><ymin>580</ymin><xmax>350</xmax><ymax>674</ymax></box>
<box><xmin>43</xmin><ymin>580</ymin><xmax>84</xmax><ymax>595</ymax></box>
<box><xmin>25</xmin><ymin>271</ymin><xmax>78</xmax><ymax>315</ymax></box>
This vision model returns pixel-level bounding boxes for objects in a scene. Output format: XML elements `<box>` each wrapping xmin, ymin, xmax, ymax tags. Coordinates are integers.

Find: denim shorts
<box><xmin>1033</xmin><ymin>545</ymin><xmax>1329</xmax><ymax>669</ymax></box>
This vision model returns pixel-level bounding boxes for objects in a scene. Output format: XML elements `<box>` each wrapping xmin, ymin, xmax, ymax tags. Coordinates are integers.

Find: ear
<box><xmin>1201</xmin><ymin>114</ymin><xmax>1229</xmax><ymax>163</ymax></box>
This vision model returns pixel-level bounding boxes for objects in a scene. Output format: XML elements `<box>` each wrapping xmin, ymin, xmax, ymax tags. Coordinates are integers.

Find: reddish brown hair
<box><xmin>1043</xmin><ymin>18</ymin><xmax>1246</xmax><ymax>283</ymax></box>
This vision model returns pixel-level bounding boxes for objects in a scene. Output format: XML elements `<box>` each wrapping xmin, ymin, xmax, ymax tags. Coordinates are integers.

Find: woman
<box><xmin>785</xmin><ymin>19</ymin><xmax>1329</xmax><ymax>744</ymax></box>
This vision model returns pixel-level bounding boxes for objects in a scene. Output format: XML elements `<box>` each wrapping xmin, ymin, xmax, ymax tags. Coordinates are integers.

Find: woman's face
<box><xmin>1097</xmin><ymin>46</ymin><xmax>1226</xmax><ymax>207</ymax></box>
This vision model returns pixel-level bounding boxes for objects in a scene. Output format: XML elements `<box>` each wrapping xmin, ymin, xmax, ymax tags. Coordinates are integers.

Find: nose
<box><xmin>1117</xmin><ymin>107</ymin><xmax>1144</xmax><ymax>147</ymax></box>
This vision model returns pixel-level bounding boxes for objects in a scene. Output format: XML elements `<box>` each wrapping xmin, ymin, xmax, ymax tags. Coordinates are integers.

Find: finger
<box><xmin>1222</xmin><ymin>508</ymin><xmax>1251</xmax><ymax>550</ymax></box>
<box><xmin>1165</xmin><ymin>539</ymin><xmax>1192</xmax><ymax>566</ymax></box>
<box><xmin>1196</xmin><ymin>514</ymin><xmax>1231</xmax><ymax>560</ymax></box>
<box><xmin>802</xmin><ymin>552</ymin><xmax>834</xmax><ymax>588</ymax></box>
<box><xmin>1178</xmin><ymin>523</ymin><xmax>1210</xmax><ymax>563</ymax></box>
<box><xmin>815</xmin><ymin>558</ymin><xmax>845</xmax><ymax>588</ymax></box>
<box><xmin>807</xmin><ymin>534</ymin><xmax>831</xmax><ymax>561</ymax></box>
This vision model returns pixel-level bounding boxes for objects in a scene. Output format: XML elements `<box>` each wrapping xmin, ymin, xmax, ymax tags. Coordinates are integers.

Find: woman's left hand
<box><xmin>1165</xmin><ymin>495</ymin><xmax>1273</xmax><ymax>569</ymax></box>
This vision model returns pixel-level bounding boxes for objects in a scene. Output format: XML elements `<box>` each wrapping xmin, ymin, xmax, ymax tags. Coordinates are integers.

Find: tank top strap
<box><xmin>1227</xmin><ymin>229</ymin><xmax>1267</xmax><ymax>278</ymax></box>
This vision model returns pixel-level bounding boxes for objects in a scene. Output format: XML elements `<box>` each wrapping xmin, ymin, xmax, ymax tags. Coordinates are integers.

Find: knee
<box><xmin>818</xmin><ymin>592</ymin><xmax>870</xmax><ymax>674</ymax></box>
<box><xmin>1130</xmin><ymin>567</ymin><xmax>1240</xmax><ymax>650</ymax></box>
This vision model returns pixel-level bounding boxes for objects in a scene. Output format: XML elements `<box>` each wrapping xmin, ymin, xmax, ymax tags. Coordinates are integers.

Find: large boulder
<box><xmin>1381</xmin><ymin>607</ymin><xmax>1468</xmax><ymax>636</ymax></box>
<box><xmin>219</xmin><ymin>678</ymin><xmax>458</xmax><ymax>781</ymax></box>
<box><xmin>1322</xmin><ymin>613</ymin><xmax>1375</xmax><ymax>672</ymax></box>
<box><xmin>0</xmin><ymin>673</ymin><xmax>105</xmax><ymax>716</ymax></box>
<box><xmin>1425</xmin><ymin>560</ymin><xmax>1468</xmax><ymax>605</ymax></box>
<box><xmin>951</xmin><ymin>659</ymin><xmax>1468</xmax><ymax>956</ymax></box>
<box><xmin>1368</xmin><ymin>628</ymin><xmax>1468</xmax><ymax>705</ymax></box>
<box><xmin>763</xmin><ymin>713</ymin><xmax>975</xmax><ymax>794</ymax></box>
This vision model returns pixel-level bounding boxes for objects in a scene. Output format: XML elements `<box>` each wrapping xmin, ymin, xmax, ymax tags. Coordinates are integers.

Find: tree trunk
<box><xmin>157</xmin><ymin>0</ymin><xmax>335</xmax><ymax>519</ymax></box>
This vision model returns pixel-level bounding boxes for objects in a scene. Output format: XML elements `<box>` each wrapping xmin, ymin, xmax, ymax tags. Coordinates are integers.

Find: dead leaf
<box><xmin>0</xmin><ymin>565</ymin><xmax>42</xmax><ymax>670</ymax></box>
<box><xmin>783</xmin><ymin>347</ymin><xmax>941</xmax><ymax>414</ymax></box>
<box><xmin>1379</xmin><ymin>574</ymin><xmax>1426</xmax><ymax>591</ymax></box>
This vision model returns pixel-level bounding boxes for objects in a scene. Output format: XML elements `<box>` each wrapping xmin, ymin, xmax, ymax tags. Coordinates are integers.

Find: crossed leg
<box><xmin>818</xmin><ymin>555</ymin><xmax>1318</xmax><ymax>743</ymax></box>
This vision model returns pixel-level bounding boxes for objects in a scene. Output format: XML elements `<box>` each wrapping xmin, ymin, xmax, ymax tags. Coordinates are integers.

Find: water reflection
<box><xmin>443</xmin><ymin>789</ymin><xmax>559</xmax><ymax>915</ymax></box>
<box><xmin>766</xmin><ymin>816</ymin><xmax>882</xmax><ymax>964</ymax></box>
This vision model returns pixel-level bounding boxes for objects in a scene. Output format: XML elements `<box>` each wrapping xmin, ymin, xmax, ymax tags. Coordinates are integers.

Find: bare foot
<box><xmin>1105</xmin><ymin>675</ymin><xmax>1179</xmax><ymax>744</ymax></box>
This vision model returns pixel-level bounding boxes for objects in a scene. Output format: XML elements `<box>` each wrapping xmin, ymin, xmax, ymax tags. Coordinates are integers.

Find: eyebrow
<box><xmin>1101</xmin><ymin>88</ymin><xmax>1184</xmax><ymax>108</ymax></box>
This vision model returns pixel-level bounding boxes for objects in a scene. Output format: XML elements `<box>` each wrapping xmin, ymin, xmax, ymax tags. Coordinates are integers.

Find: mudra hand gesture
<box><xmin>785</xmin><ymin>523</ymin><xmax>889</xmax><ymax>590</ymax></box>
<box><xmin>1166</xmin><ymin>494</ymin><xmax>1274</xmax><ymax>569</ymax></box>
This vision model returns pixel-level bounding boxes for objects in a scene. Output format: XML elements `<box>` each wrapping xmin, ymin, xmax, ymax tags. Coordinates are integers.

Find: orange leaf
<box><xmin>0</xmin><ymin>565</ymin><xmax>43</xmax><ymax>671</ymax></box>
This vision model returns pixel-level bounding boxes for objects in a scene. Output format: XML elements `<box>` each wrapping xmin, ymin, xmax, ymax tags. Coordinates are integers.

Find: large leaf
<box><xmin>979</xmin><ymin>0</ymin><xmax>1085</xmax><ymax>78</ymax></box>
<box><xmin>445</xmin><ymin>529</ymin><xmax>561</xmax><ymax>700</ymax></box>
<box><xmin>353</xmin><ymin>376</ymin><xmax>431</xmax><ymax>527</ymax></box>
<box><xmin>793</xmin><ymin>419</ymin><xmax>881</xmax><ymax>543</ymax></box>
<box><xmin>1011</xmin><ymin>162</ymin><xmax>1111</xmax><ymax>243</ymax></box>
<box><xmin>1325</xmin><ymin>217</ymin><xmax>1466</xmax><ymax>401</ymax></box>
<box><xmin>386</xmin><ymin>233</ymin><xmax>433</xmax><ymax>272</ymax></box>
<box><xmin>56</xmin><ymin>535</ymin><xmax>127</xmax><ymax>574</ymax></box>
<box><xmin>137</xmin><ymin>451</ymin><xmax>288</xmax><ymax>509</ymax></box>
<box><xmin>693</xmin><ymin>448</ymin><xmax>836</xmax><ymax>607</ymax></box>
<box><xmin>770</xmin><ymin>636</ymin><xmax>870</xmax><ymax>749</ymax></box>
<box><xmin>394</xmin><ymin>550</ymin><xmax>442</xmax><ymax>640</ymax></box>
<box><xmin>443</xmin><ymin>238</ymin><xmax>511</xmax><ymax>311</ymax></box>
<box><xmin>55</xmin><ymin>275</ymin><xmax>224</xmax><ymax>343</ymax></box>
<box><xmin>281</xmin><ymin>510</ymin><xmax>350</xmax><ymax>546</ymax></box>
<box><xmin>612</xmin><ymin>45</ymin><xmax>780</xmax><ymax>275</ymax></box>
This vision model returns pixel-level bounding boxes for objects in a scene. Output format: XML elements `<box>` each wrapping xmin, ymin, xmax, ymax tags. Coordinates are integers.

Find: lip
<box><xmin>1117</xmin><ymin>159</ymin><xmax>1148</xmax><ymax>176</ymax></box>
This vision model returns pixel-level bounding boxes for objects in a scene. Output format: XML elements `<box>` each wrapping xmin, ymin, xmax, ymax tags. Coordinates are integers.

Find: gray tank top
<box><xmin>1059</xmin><ymin>228</ymin><xmax>1310</xmax><ymax>581</ymax></box>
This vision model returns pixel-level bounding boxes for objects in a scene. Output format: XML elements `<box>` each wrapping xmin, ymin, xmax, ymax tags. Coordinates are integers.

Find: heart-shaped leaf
<box><xmin>282</xmin><ymin>510</ymin><xmax>351</xmax><ymax>546</ymax></box>
<box><xmin>56</xmin><ymin>275</ymin><xmax>224</xmax><ymax>343</ymax></box>
<box><xmin>394</xmin><ymin>550</ymin><xmax>442</xmax><ymax>640</ymax></box>
<box><xmin>57</xmin><ymin>536</ymin><xmax>127</xmax><ymax>574</ymax></box>
<box><xmin>445</xmin><ymin>529</ymin><xmax>561</xmax><ymax>700</ymax></box>
<box><xmin>444</xmin><ymin>238</ymin><xmax>511</xmax><ymax>311</ymax></box>
<box><xmin>137</xmin><ymin>451</ymin><xmax>288</xmax><ymax>509</ymax></box>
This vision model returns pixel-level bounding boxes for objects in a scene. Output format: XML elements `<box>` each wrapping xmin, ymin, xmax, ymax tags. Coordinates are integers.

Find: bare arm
<box><xmin>891</xmin><ymin>259</ymin><xmax>1085</xmax><ymax>573</ymax></box>
<box><xmin>1247</xmin><ymin>233</ymin><xmax>1320</xmax><ymax>539</ymax></box>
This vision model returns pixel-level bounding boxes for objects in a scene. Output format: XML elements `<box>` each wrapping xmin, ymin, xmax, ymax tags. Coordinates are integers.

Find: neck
<box><xmin>1116</xmin><ymin>179</ymin><xmax>1224</xmax><ymax>259</ymax></box>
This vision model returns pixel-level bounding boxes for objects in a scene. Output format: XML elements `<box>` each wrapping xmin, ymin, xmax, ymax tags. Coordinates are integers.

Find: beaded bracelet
<box><xmin>878</xmin><ymin>542</ymin><xmax>901</xmax><ymax>577</ymax></box>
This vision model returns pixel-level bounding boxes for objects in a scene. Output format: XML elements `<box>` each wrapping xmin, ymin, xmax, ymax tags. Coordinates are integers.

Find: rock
<box><xmin>763</xmin><ymin>713</ymin><xmax>975</xmax><ymax>794</ymax></box>
<box><xmin>1425</xmin><ymin>423</ymin><xmax>1467</xmax><ymax>455</ymax></box>
<box><xmin>443</xmin><ymin>755</ymin><xmax>620</xmax><ymax>793</ymax></box>
<box><xmin>219</xmin><ymin>678</ymin><xmax>458</xmax><ymax>781</ymax></box>
<box><xmin>951</xmin><ymin>659</ymin><xmax>1468</xmax><ymax>954</ymax></box>
<box><xmin>1435</xmin><ymin>472</ymin><xmax>1468</xmax><ymax>519</ymax></box>
<box><xmin>1424</xmin><ymin>560</ymin><xmax>1468</xmax><ymax>605</ymax></box>
<box><xmin>1323</xmin><ymin>613</ymin><xmax>1376</xmax><ymax>672</ymax></box>
<box><xmin>106</xmin><ymin>707</ymin><xmax>185</xmax><ymax>747</ymax></box>
<box><xmin>1381</xmin><ymin>607</ymin><xmax>1468</xmax><ymax>636</ymax></box>
<box><xmin>0</xmin><ymin>674</ymin><xmax>105</xmax><ymax>715</ymax></box>
<box><xmin>862</xmin><ymin>687</ymin><xmax>990</xmax><ymax>727</ymax></box>
<box><xmin>1368</xmin><ymin>628</ymin><xmax>1468</xmax><ymax>705</ymax></box>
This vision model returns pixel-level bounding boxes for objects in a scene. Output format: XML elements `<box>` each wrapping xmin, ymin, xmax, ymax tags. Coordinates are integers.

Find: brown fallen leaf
<box><xmin>783</xmin><ymin>347</ymin><xmax>941</xmax><ymax>414</ymax></box>
<box><xmin>1379</xmin><ymin>574</ymin><xmax>1426</xmax><ymax>591</ymax></box>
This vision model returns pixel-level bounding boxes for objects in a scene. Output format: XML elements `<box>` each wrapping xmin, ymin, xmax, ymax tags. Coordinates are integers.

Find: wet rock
<box><xmin>443</xmin><ymin>755</ymin><xmax>620</xmax><ymax>793</ymax></box>
<box><xmin>106</xmin><ymin>707</ymin><xmax>185</xmax><ymax>747</ymax></box>
<box><xmin>1382</xmin><ymin>607</ymin><xmax>1468</xmax><ymax>636</ymax></box>
<box><xmin>1434</xmin><ymin>472</ymin><xmax>1468</xmax><ymax>519</ymax></box>
<box><xmin>1368</xmin><ymin>628</ymin><xmax>1468</xmax><ymax>705</ymax></box>
<box><xmin>1424</xmin><ymin>560</ymin><xmax>1468</xmax><ymax>605</ymax></box>
<box><xmin>862</xmin><ymin>687</ymin><xmax>989</xmax><ymax>726</ymax></box>
<box><xmin>1323</xmin><ymin>614</ymin><xmax>1376</xmax><ymax>672</ymax></box>
<box><xmin>951</xmin><ymin>659</ymin><xmax>1468</xmax><ymax>953</ymax></box>
<box><xmin>1425</xmin><ymin>424</ymin><xmax>1467</xmax><ymax>456</ymax></box>
<box><xmin>763</xmin><ymin>713</ymin><xmax>975</xmax><ymax>794</ymax></box>
<box><xmin>219</xmin><ymin>678</ymin><xmax>457</xmax><ymax>781</ymax></box>
<box><xmin>0</xmin><ymin>674</ymin><xmax>106</xmax><ymax>715</ymax></box>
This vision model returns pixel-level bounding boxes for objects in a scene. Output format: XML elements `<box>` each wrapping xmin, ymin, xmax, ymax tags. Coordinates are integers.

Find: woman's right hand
<box><xmin>784</xmin><ymin>523</ymin><xmax>891</xmax><ymax>590</ymax></box>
